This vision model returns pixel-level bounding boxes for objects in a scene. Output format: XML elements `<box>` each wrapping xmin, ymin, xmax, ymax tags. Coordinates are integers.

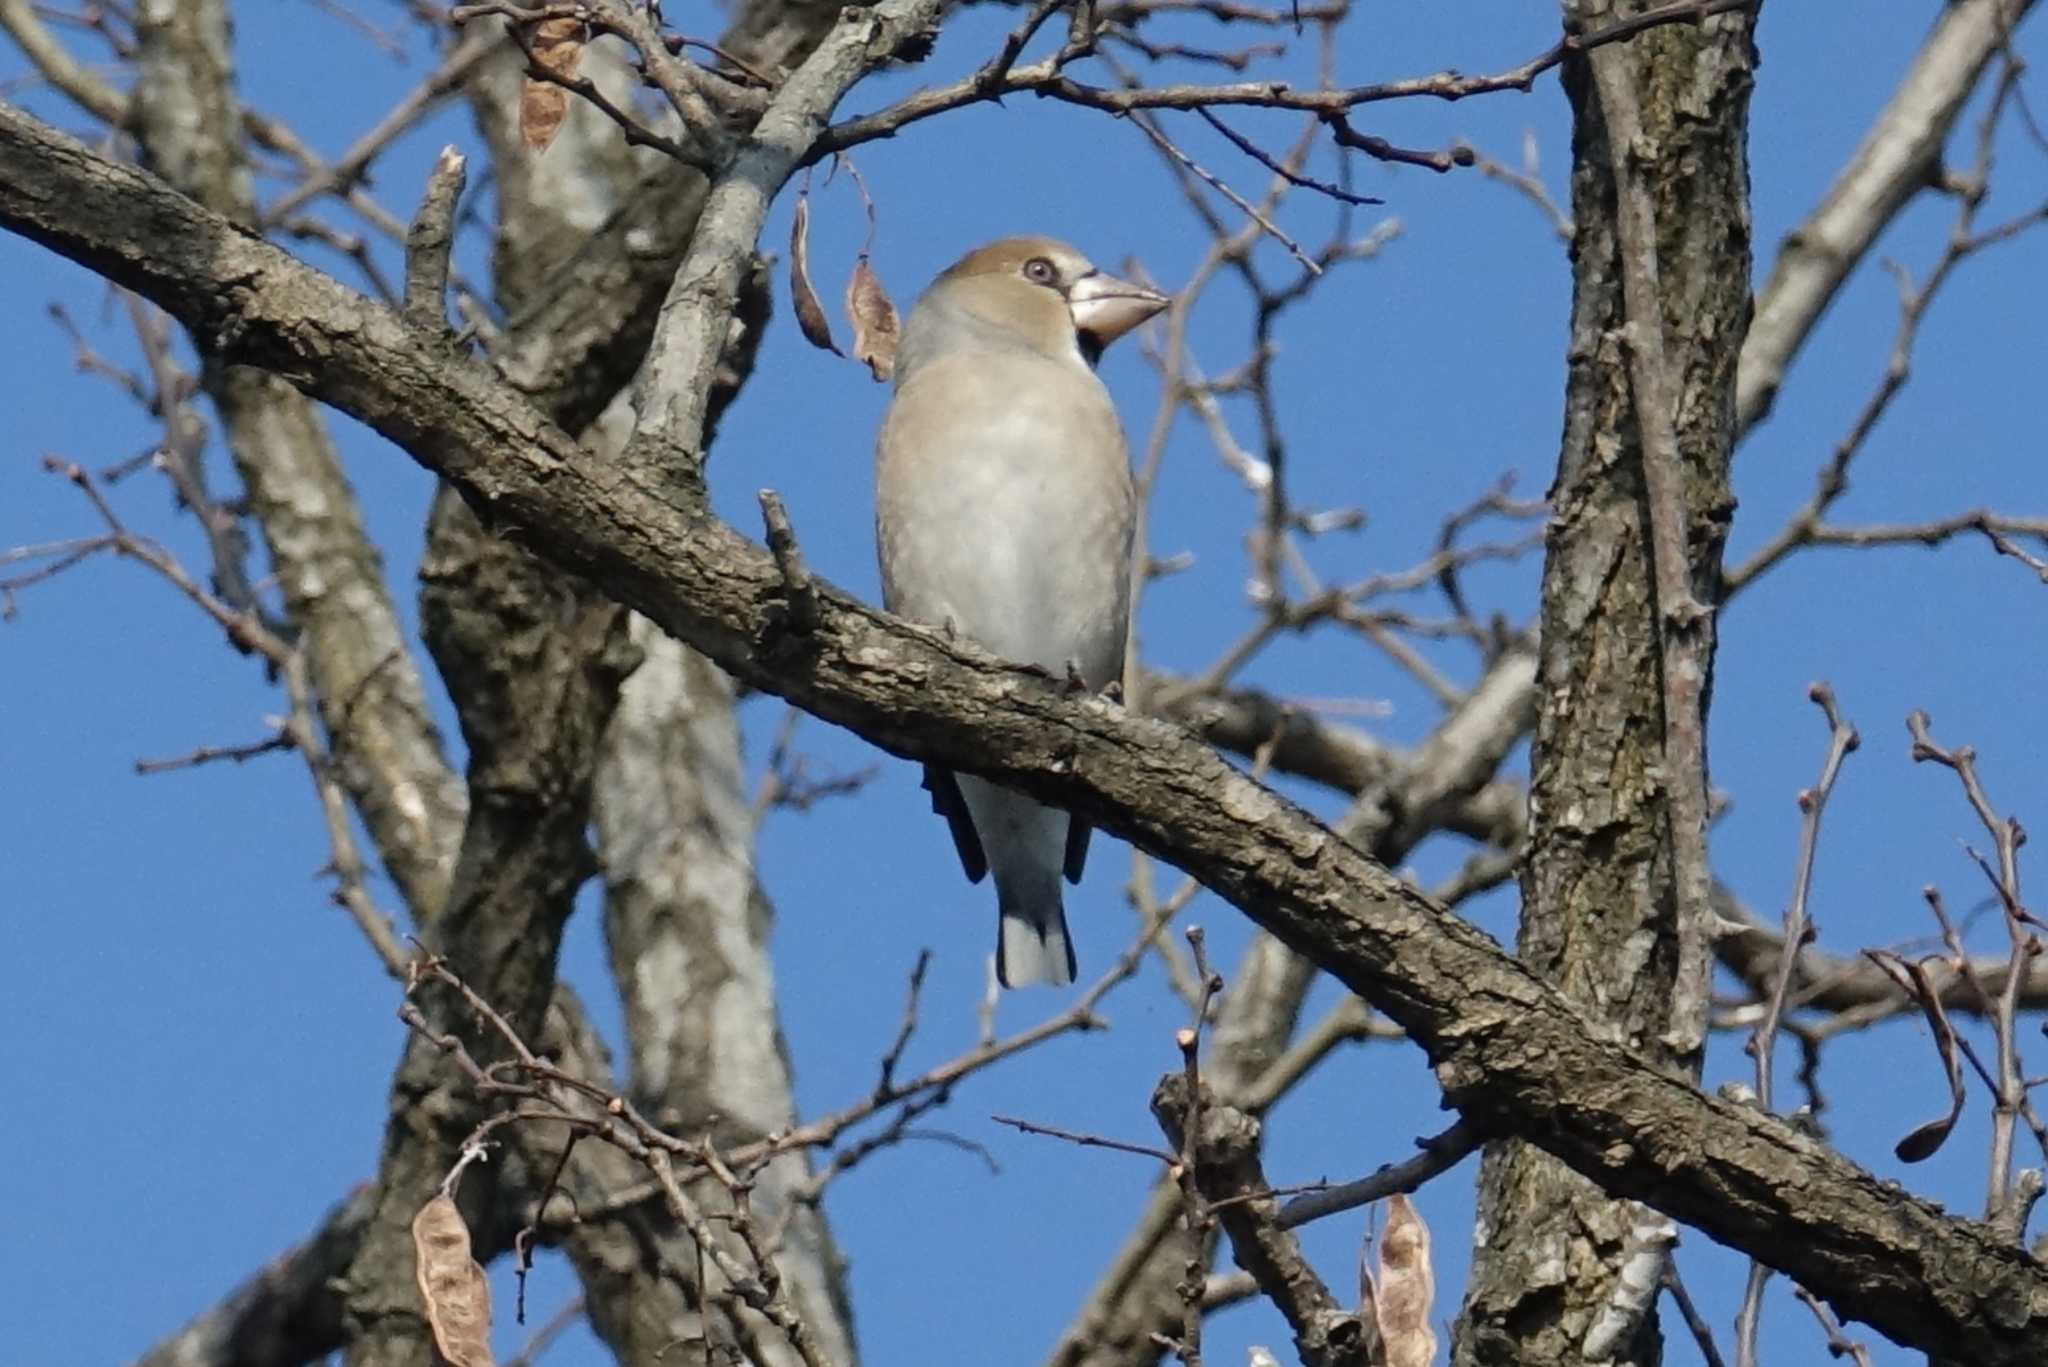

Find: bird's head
<box><xmin>919</xmin><ymin>236</ymin><xmax>1169</xmax><ymax>368</ymax></box>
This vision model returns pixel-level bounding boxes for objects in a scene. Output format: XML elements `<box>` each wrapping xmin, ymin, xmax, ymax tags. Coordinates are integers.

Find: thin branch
<box><xmin>1276</xmin><ymin>1122</ymin><xmax>1479</xmax><ymax>1228</ymax></box>
<box><xmin>1125</xmin><ymin>108</ymin><xmax>1320</xmax><ymax>272</ymax></box>
<box><xmin>11</xmin><ymin>105</ymin><xmax>2048</xmax><ymax>1361</ymax></box>
<box><xmin>813</xmin><ymin>0</ymin><xmax>1761</xmax><ymax>160</ymax></box>
<box><xmin>1662</xmin><ymin>1261</ymin><xmax>1731</xmax><ymax>1367</ymax></box>
<box><xmin>24</xmin><ymin>457</ymin><xmax>410</xmax><ymax>974</ymax></box>
<box><xmin>1737</xmin><ymin>684</ymin><xmax>1859</xmax><ymax>1366</ymax></box>
<box><xmin>992</xmin><ymin>1115</ymin><xmax>1180</xmax><ymax>1165</ymax></box>
<box><xmin>262</xmin><ymin>30</ymin><xmax>496</xmax><ymax>224</ymax></box>
<box><xmin>1737</xmin><ymin>0</ymin><xmax>2042</xmax><ymax>433</ymax></box>
<box><xmin>1728</xmin><ymin>58</ymin><xmax>2047</xmax><ymax>595</ymax></box>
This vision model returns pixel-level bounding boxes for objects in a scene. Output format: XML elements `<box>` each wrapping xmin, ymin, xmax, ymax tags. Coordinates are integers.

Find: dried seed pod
<box><xmin>413</xmin><ymin>1194</ymin><xmax>495</xmax><ymax>1367</ymax></box>
<box><xmin>789</xmin><ymin>192</ymin><xmax>842</xmax><ymax>356</ymax></box>
<box><xmin>1375</xmin><ymin>1194</ymin><xmax>1437</xmax><ymax>1367</ymax></box>
<box><xmin>846</xmin><ymin>255</ymin><xmax>900</xmax><ymax>382</ymax></box>
<box><xmin>519</xmin><ymin>19</ymin><xmax>583</xmax><ymax>152</ymax></box>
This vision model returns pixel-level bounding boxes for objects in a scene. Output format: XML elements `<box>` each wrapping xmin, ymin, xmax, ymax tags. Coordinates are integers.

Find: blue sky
<box><xmin>3</xmin><ymin>4</ymin><xmax>2045</xmax><ymax>1365</ymax></box>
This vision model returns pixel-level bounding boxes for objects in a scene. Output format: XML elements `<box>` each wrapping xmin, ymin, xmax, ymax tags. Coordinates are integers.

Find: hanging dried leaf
<box><xmin>519</xmin><ymin>18</ymin><xmax>584</xmax><ymax>152</ymax></box>
<box><xmin>1867</xmin><ymin>948</ymin><xmax>1967</xmax><ymax>1162</ymax></box>
<box><xmin>788</xmin><ymin>192</ymin><xmax>840</xmax><ymax>356</ymax></box>
<box><xmin>846</xmin><ymin>255</ymin><xmax>900</xmax><ymax>382</ymax></box>
<box><xmin>520</xmin><ymin>83</ymin><xmax>568</xmax><ymax>153</ymax></box>
<box><xmin>1374</xmin><ymin>1194</ymin><xmax>1438</xmax><ymax>1367</ymax></box>
<box><xmin>413</xmin><ymin>1194</ymin><xmax>496</xmax><ymax>1367</ymax></box>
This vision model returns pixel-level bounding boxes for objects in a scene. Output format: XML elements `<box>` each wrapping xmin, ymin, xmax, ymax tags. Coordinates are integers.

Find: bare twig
<box><xmin>263</xmin><ymin>32</ymin><xmax>496</xmax><ymax>223</ymax></box>
<box><xmin>1275</xmin><ymin>1121</ymin><xmax>1478</xmax><ymax>1228</ymax></box>
<box><xmin>24</xmin><ymin>458</ymin><xmax>410</xmax><ymax>974</ymax></box>
<box><xmin>992</xmin><ymin>1114</ymin><xmax>1180</xmax><ymax>1165</ymax></box>
<box><xmin>757</xmin><ymin>489</ymin><xmax>819</xmax><ymax>634</ymax></box>
<box><xmin>876</xmin><ymin>950</ymin><xmax>932</xmax><ymax>1095</ymax></box>
<box><xmin>404</xmin><ymin>146</ymin><xmax>468</xmax><ymax>331</ymax></box>
<box><xmin>1909</xmin><ymin>709</ymin><xmax>2046</xmax><ymax>1228</ymax></box>
<box><xmin>1730</xmin><ymin>61</ymin><xmax>2048</xmax><ymax>594</ymax></box>
<box><xmin>1457</xmin><ymin>135</ymin><xmax>1573</xmax><ymax>242</ymax></box>
<box><xmin>1125</xmin><ymin>109</ymin><xmax>1320</xmax><ymax>272</ymax></box>
<box><xmin>503</xmin><ymin>1295</ymin><xmax>586</xmax><ymax>1367</ymax></box>
<box><xmin>134</xmin><ymin>730</ymin><xmax>294</xmax><ymax>775</ymax></box>
<box><xmin>1793</xmin><ymin>1284</ymin><xmax>1874</xmax><ymax>1367</ymax></box>
<box><xmin>813</xmin><ymin>0</ymin><xmax>1762</xmax><ymax>161</ymax></box>
<box><xmin>1735</xmin><ymin>684</ymin><xmax>1858</xmax><ymax>1363</ymax></box>
<box><xmin>1661</xmin><ymin>1261</ymin><xmax>1731</xmax><ymax>1367</ymax></box>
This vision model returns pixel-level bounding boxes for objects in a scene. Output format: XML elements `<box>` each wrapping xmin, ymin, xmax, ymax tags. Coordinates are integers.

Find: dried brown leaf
<box><xmin>788</xmin><ymin>192</ymin><xmax>840</xmax><ymax>356</ymax></box>
<box><xmin>413</xmin><ymin>1194</ymin><xmax>496</xmax><ymax>1367</ymax></box>
<box><xmin>519</xmin><ymin>18</ymin><xmax>584</xmax><ymax>152</ymax></box>
<box><xmin>846</xmin><ymin>255</ymin><xmax>900</xmax><ymax>382</ymax></box>
<box><xmin>520</xmin><ymin>84</ymin><xmax>569</xmax><ymax>152</ymax></box>
<box><xmin>1375</xmin><ymin>1194</ymin><xmax>1438</xmax><ymax>1367</ymax></box>
<box><xmin>1866</xmin><ymin>948</ymin><xmax>1967</xmax><ymax>1162</ymax></box>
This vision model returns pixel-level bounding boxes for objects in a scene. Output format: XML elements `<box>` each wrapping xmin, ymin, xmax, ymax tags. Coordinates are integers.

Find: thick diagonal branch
<box><xmin>5</xmin><ymin>107</ymin><xmax>2045</xmax><ymax>1364</ymax></box>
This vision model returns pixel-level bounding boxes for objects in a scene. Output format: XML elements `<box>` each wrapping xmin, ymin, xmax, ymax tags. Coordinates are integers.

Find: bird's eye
<box><xmin>1022</xmin><ymin>257</ymin><xmax>1059</xmax><ymax>286</ymax></box>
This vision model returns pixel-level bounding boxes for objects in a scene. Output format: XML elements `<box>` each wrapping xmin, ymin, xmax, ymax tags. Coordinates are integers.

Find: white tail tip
<box><xmin>997</xmin><ymin>904</ymin><xmax>1076</xmax><ymax>987</ymax></box>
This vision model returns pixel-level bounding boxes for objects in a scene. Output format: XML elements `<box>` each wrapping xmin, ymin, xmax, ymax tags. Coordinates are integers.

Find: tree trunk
<box><xmin>1453</xmin><ymin>5</ymin><xmax>1756</xmax><ymax>1363</ymax></box>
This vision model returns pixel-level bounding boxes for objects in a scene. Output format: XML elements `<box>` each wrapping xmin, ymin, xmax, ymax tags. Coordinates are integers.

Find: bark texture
<box><xmin>1453</xmin><ymin>5</ymin><xmax>1754</xmax><ymax>1364</ymax></box>
<box><xmin>594</xmin><ymin>617</ymin><xmax>857</xmax><ymax>1365</ymax></box>
<box><xmin>465</xmin><ymin>34</ymin><xmax>851</xmax><ymax>1367</ymax></box>
<box><xmin>336</xmin><ymin>30</ymin><xmax>839</xmax><ymax>1367</ymax></box>
<box><xmin>12</xmin><ymin>22</ymin><xmax>2048</xmax><ymax>1358</ymax></box>
<box><xmin>1051</xmin><ymin>648</ymin><xmax>1534</xmax><ymax>1367</ymax></box>
<box><xmin>14</xmin><ymin>111</ymin><xmax>2039</xmax><ymax>1366</ymax></box>
<box><xmin>131</xmin><ymin>0</ymin><xmax>465</xmax><ymax>920</ymax></box>
<box><xmin>340</xmin><ymin>514</ymin><xmax>634</xmax><ymax>1367</ymax></box>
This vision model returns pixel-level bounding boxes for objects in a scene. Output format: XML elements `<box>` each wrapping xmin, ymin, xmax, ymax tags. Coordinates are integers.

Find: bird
<box><xmin>875</xmin><ymin>236</ymin><xmax>1167</xmax><ymax>987</ymax></box>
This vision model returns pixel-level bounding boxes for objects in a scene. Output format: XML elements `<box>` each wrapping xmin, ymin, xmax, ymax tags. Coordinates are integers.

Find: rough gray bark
<box><xmin>16</xmin><ymin>8</ymin><xmax>2048</xmax><ymax>1360</ymax></box>
<box><xmin>461</xmin><ymin>34</ymin><xmax>853</xmax><ymax>1365</ymax></box>
<box><xmin>126</xmin><ymin>19</ymin><xmax>619</xmax><ymax>1361</ymax></box>
<box><xmin>335</xmin><ymin>29</ymin><xmax>836</xmax><ymax>1367</ymax></box>
<box><xmin>594</xmin><ymin>618</ymin><xmax>858</xmax><ymax>1365</ymax></box>
<box><xmin>1452</xmin><ymin>5</ymin><xmax>1755</xmax><ymax>1365</ymax></box>
<box><xmin>131</xmin><ymin>0</ymin><xmax>465</xmax><ymax>921</ymax></box>
<box><xmin>16</xmin><ymin>109</ymin><xmax>2047</xmax><ymax>1362</ymax></box>
<box><xmin>1051</xmin><ymin>647</ymin><xmax>1535</xmax><ymax>1367</ymax></box>
<box><xmin>331</xmin><ymin>33</ymin><xmax>661</xmax><ymax>1366</ymax></box>
<box><xmin>120</xmin><ymin>6</ymin><xmax>794</xmax><ymax>1349</ymax></box>
<box><xmin>337</xmin><ymin>533</ymin><xmax>632</xmax><ymax>1367</ymax></box>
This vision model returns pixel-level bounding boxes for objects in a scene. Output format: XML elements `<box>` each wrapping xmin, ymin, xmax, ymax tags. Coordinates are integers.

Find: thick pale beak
<box><xmin>1067</xmin><ymin>271</ymin><xmax>1169</xmax><ymax>350</ymax></box>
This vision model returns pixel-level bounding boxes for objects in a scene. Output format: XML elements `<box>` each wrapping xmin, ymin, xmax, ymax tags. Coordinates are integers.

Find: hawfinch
<box><xmin>875</xmin><ymin>237</ymin><xmax>1167</xmax><ymax>986</ymax></box>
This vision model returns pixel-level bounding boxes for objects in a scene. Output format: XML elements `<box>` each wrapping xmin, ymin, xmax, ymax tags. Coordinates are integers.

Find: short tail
<box><xmin>996</xmin><ymin>876</ymin><xmax>1077</xmax><ymax>988</ymax></box>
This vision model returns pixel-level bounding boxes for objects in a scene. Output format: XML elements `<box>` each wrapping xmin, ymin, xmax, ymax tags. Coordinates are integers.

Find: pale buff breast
<box><xmin>876</xmin><ymin>350</ymin><xmax>1134</xmax><ymax>687</ymax></box>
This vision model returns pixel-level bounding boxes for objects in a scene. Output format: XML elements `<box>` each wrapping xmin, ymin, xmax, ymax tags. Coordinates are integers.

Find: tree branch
<box><xmin>1736</xmin><ymin>0</ymin><xmax>2041</xmax><ymax>435</ymax></box>
<box><xmin>5</xmin><ymin>102</ymin><xmax>2046</xmax><ymax>1365</ymax></box>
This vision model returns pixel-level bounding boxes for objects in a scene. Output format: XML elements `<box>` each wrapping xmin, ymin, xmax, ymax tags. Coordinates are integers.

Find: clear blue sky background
<box><xmin>4</xmin><ymin>5</ymin><xmax>2044</xmax><ymax>1365</ymax></box>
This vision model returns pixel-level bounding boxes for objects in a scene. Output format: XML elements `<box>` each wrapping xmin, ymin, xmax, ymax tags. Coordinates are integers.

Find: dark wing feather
<box><xmin>922</xmin><ymin>765</ymin><xmax>988</xmax><ymax>883</ymax></box>
<box><xmin>1063</xmin><ymin>817</ymin><xmax>1092</xmax><ymax>884</ymax></box>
